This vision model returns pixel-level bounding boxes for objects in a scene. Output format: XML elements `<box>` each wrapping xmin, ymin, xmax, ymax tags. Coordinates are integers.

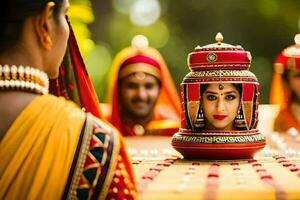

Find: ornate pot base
<box><xmin>171</xmin><ymin>130</ymin><xmax>266</xmax><ymax>160</ymax></box>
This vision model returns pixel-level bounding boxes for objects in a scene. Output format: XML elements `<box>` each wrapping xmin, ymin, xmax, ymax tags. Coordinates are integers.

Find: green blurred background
<box><xmin>69</xmin><ymin>0</ymin><xmax>300</xmax><ymax>103</ymax></box>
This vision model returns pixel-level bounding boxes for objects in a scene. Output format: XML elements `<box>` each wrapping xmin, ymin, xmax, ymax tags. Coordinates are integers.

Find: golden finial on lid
<box><xmin>294</xmin><ymin>33</ymin><xmax>300</xmax><ymax>45</ymax></box>
<box><xmin>195</xmin><ymin>45</ymin><xmax>201</xmax><ymax>50</ymax></box>
<box><xmin>215</xmin><ymin>32</ymin><xmax>223</xmax><ymax>45</ymax></box>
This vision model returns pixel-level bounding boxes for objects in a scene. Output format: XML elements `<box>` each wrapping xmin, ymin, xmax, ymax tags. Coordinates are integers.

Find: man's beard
<box><xmin>129</xmin><ymin>98</ymin><xmax>153</xmax><ymax>118</ymax></box>
<box><xmin>123</xmin><ymin>97</ymin><xmax>157</xmax><ymax>122</ymax></box>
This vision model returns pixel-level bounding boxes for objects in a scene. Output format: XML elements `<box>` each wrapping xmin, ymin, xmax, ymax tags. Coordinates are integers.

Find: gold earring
<box><xmin>47</xmin><ymin>1</ymin><xmax>55</xmax><ymax>7</ymax></box>
<box><xmin>45</xmin><ymin>36</ymin><xmax>52</xmax><ymax>50</ymax></box>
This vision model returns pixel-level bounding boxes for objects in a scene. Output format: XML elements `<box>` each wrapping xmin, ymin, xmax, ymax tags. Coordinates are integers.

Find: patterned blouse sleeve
<box><xmin>70</xmin><ymin>114</ymin><xmax>137</xmax><ymax>200</ymax></box>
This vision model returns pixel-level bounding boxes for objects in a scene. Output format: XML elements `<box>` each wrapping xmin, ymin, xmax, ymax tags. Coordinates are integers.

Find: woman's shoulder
<box><xmin>41</xmin><ymin>94</ymin><xmax>81</xmax><ymax>108</ymax></box>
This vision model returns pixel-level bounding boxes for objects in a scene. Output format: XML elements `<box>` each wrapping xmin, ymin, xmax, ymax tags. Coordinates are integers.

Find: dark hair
<box><xmin>0</xmin><ymin>0</ymin><xmax>64</xmax><ymax>53</ymax></box>
<box><xmin>200</xmin><ymin>83</ymin><xmax>242</xmax><ymax>97</ymax></box>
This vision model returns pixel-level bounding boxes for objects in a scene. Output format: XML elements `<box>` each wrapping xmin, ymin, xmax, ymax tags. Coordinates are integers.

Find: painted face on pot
<box><xmin>201</xmin><ymin>83</ymin><xmax>241</xmax><ymax>130</ymax></box>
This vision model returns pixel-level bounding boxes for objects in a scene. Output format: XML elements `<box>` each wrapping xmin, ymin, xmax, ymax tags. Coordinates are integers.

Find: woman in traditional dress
<box><xmin>0</xmin><ymin>0</ymin><xmax>136</xmax><ymax>199</ymax></box>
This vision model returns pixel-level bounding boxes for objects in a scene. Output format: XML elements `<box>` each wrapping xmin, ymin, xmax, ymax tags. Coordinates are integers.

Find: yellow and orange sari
<box><xmin>0</xmin><ymin>94</ymin><xmax>136</xmax><ymax>200</ymax></box>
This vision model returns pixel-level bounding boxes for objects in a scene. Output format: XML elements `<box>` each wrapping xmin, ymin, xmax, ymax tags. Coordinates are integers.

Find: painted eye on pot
<box><xmin>206</xmin><ymin>95</ymin><xmax>217</xmax><ymax>101</ymax></box>
<box><xmin>225</xmin><ymin>94</ymin><xmax>236</xmax><ymax>100</ymax></box>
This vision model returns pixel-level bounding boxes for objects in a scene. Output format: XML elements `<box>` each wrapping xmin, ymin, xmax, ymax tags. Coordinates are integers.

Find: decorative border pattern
<box><xmin>66</xmin><ymin>114</ymin><xmax>118</xmax><ymax>200</ymax></box>
<box><xmin>178</xmin><ymin>128</ymin><xmax>259</xmax><ymax>135</ymax></box>
<box><xmin>172</xmin><ymin>133</ymin><xmax>265</xmax><ymax>144</ymax></box>
<box><xmin>183</xmin><ymin>84</ymin><xmax>193</xmax><ymax>130</ymax></box>
<box><xmin>184</xmin><ymin>70</ymin><xmax>257</xmax><ymax>79</ymax></box>
<box><xmin>64</xmin><ymin>113</ymin><xmax>94</xmax><ymax>199</ymax></box>
<box><xmin>189</xmin><ymin>64</ymin><xmax>250</xmax><ymax>70</ymax></box>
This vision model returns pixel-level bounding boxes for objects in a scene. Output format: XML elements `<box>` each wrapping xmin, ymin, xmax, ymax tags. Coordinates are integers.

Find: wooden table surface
<box><xmin>124</xmin><ymin>135</ymin><xmax>300</xmax><ymax>200</ymax></box>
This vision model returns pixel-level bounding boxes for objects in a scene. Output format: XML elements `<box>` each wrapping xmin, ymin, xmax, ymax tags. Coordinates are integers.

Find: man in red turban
<box><xmin>270</xmin><ymin>34</ymin><xmax>300</xmax><ymax>133</ymax></box>
<box><xmin>106</xmin><ymin>35</ymin><xmax>181</xmax><ymax>136</ymax></box>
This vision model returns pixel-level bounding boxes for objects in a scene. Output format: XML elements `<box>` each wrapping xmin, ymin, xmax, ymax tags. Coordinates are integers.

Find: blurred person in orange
<box><xmin>270</xmin><ymin>33</ymin><xmax>300</xmax><ymax>133</ymax></box>
<box><xmin>106</xmin><ymin>35</ymin><xmax>181</xmax><ymax>136</ymax></box>
<box><xmin>0</xmin><ymin>0</ymin><xmax>136</xmax><ymax>199</ymax></box>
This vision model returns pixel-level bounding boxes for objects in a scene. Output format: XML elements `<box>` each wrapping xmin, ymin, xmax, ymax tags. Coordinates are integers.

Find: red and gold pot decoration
<box><xmin>171</xmin><ymin>33</ymin><xmax>266</xmax><ymax>159</ymax></box>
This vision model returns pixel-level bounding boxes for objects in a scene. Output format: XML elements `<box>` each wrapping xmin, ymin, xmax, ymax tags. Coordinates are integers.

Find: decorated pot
<box><xmin>171</xmin><ymin>33</ymin><xmax>266</xmax><ymax>159</ymax></box>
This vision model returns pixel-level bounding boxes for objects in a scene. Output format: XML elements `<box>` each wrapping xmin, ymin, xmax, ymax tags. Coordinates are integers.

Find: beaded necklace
<box><xmin>0</xmin><ymin>64</ymin><xmax>49</xmax><ymax>95</ymax></box>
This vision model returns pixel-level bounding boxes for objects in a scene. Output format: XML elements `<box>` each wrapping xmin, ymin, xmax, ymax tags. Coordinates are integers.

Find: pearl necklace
<box><xmin>0</xmin><ymin>64</ymin><xmax>49</xmax><ymax>95</ymax></box>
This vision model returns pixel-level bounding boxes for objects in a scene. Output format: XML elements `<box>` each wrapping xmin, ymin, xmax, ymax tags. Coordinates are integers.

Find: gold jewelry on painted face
<box><xmin>0</xmin><ymin>64</ymin><xmax>49</xmax><ymax>94</ymax></box>
<box><xmin>234</xmin><ymin>106</ymin><xmax>246</xmax><ymax>129</ymax></box>
<box><xmin>218</xmin><ymin>83</ymin><xmax>224</xmax><ymax>90</ymax></box>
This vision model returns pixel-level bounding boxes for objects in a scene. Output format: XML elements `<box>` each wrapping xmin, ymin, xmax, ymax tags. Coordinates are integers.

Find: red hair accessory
<box><xmin>119</xmin><ymin>55</ymin><xmax>161</xmax><ymax>79</ymax></box>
